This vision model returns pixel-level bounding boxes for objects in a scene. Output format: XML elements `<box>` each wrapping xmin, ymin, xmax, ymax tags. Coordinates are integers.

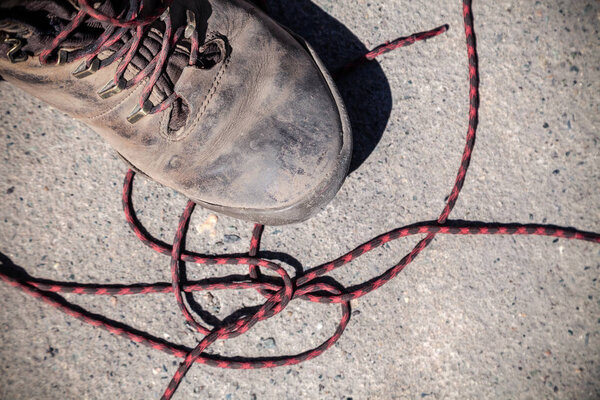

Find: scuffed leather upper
<box><xmin>0</xmin><ymin>0</ymin><xmax>350</xmax><ymax>223</ymax></box>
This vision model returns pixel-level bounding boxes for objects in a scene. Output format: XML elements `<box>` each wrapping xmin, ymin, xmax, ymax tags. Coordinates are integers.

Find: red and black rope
<box><xmin>40</xmin><ymin>0</ymin><xmax>194</xmax><ymax>118</ymax></box>
<box><xmin>1</xmin><ymin>1</ymin><xmax>598</xmax><ymax>399</ymax></box>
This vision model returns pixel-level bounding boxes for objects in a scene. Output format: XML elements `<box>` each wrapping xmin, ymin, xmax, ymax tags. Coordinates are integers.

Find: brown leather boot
<box><xmin>0</xmin><ymin>0</ymin><xmax>351</xmax><ymax>225</ymax></box>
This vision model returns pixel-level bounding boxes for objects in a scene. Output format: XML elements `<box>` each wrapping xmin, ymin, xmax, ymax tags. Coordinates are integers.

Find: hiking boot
<box><xmin>0</xmin><ymin>0</ymin><xmax>351</xmax><ymax>225</ymax></box>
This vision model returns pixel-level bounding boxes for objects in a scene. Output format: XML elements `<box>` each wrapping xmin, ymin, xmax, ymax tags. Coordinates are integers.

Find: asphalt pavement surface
<box><xmin>1</xmin><ymin>0</ymin><xmax>599</xmax><ymax>399</ymax></box>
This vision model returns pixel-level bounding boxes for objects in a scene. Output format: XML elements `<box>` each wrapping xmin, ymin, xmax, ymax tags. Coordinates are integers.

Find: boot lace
<box><xmin>38</xmin><ymin>0</ymin><xmax>219</xmax><ymax>124</ymax></box>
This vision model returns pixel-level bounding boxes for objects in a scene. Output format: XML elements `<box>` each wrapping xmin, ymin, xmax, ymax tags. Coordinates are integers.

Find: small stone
<box><xmin>46</xmin><ymin>346</ymin><xmax>58</xmax><ymax>357</ymax></box>
<box><xmin>260</xmin><ymin>337</ymin><xmax>276</xmax><ymax>349</ymax></box>
<box><xmin>224</xmin><ymin>234</ymin><xmax>241</xmax><ymax>243</ymax></box>
<box><xmin>196</xmin><ymin>214</ymin><xmax>218</xmax><ymax>236</ymax></box>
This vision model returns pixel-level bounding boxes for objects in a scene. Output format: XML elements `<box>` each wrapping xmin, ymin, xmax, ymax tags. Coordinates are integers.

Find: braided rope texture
<box><xmin>40</xmin><ymin>0</ymin><xmax>192</xmax><ymax>115</ymax></box>
<box><xmin>1</xmin><ymin>0</ymin><xmax>599</xmax><ymax>398</ymax></box>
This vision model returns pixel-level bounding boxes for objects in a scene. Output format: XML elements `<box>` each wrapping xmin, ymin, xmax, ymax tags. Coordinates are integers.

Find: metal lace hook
<box><xmin>4</xmin><ymin>37</ymin><xmax>28</xmax><ymax>63</ymax></box>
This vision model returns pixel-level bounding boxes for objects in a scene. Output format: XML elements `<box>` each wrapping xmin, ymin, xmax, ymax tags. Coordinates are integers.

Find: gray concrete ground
<box><xmin>1</xmin><ymin>0</ymin><xmax>599</xmax><ymax>399</ymax></box>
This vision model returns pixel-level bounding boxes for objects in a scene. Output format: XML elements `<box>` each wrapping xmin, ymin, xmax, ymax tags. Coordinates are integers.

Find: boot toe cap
<box><xmin>169</xmin><ymin>7</ymin><xmax>352</xmax><ymax>224</ymax></box>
